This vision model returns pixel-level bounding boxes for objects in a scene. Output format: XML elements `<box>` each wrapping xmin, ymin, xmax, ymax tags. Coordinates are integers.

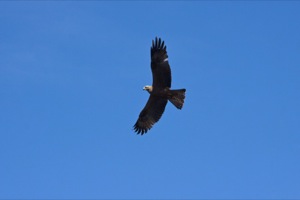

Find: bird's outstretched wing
<box><xmin>151</xmin><ymin>37</ymin><xmax>172</xmax><ymax>89</ymax></box>
<box><xmin>133</xmin><ymin>95</ymin><xmax>168</xmax><ymax>135</ymax></box>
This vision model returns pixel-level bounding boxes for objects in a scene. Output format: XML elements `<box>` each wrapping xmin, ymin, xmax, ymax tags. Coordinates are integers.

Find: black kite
<box><xmin>133</xmin><ymin>37</ymin><xmax>186</xmax><ymax>135</ymax></box>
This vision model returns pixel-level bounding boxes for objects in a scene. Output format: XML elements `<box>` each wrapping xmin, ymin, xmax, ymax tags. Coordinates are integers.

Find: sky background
<box><xmin>0</xmin><ymin>1</ymin><xmax>300</xmax><ymax>199</ymax></box>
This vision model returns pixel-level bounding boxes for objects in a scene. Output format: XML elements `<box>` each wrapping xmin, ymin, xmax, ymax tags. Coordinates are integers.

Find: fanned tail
<box><xmin>168</xmin><ymin>89</ymin><xmax>186</xmax><ymax>109</ymax></box>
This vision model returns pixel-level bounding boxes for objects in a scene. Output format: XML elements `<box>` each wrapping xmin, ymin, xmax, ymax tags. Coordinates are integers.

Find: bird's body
<box><xmin>133</xmin><ymin>37</ymin><xmax>186</xmax><ymax>135</ymax></box>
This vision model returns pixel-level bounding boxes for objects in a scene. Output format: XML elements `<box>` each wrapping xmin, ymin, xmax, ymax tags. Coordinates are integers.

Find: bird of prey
<box><xmin>133</xmin><ymin>37</ymin><xmax>186</xmax><ymax>135</ymax></box>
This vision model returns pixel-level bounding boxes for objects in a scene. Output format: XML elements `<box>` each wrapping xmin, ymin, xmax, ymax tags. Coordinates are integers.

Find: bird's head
<box><xmin>143</xmin><ymin>85</ymin><xmax>153</xmax><ymax>93</ymax></box>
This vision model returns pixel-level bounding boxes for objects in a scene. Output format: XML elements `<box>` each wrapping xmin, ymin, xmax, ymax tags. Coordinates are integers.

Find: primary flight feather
<box><xmin>133</xmin><ymin>37</ymin><xmax>186</xmax><ymax>135</ymax></box>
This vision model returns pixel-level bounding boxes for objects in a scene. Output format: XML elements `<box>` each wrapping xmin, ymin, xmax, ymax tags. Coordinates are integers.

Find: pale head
<box><xmin>143</xmin><ymin>85</ymin><xmax>153</xmax><ymax>93</ymax></box>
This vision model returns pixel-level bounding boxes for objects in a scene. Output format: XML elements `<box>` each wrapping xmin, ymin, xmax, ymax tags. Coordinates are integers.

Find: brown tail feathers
<box><xmin>168</xmin><ymin>89</ymin><xmax>186</xmax><ymax>109</ymax></box>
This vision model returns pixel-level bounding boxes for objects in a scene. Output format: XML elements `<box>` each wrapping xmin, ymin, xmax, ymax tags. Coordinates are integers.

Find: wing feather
<box><xmin>133</xmin><ymin>95</ymin><xmax>168</xmax><ymax>135</ymax></box>
<box><xmin>151</xmin><ymin>37</ymin><xmax>171</xmax><ymax>89</ymax></box>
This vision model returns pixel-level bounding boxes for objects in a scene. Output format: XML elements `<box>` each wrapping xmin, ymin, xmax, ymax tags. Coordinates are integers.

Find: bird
<box><xmin>133</xmin><ymin>37</ymin><xmax>186</xmax><ymax>135</ymax></box>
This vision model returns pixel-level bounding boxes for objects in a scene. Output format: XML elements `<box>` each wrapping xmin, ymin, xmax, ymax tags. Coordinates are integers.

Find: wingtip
<box><xmin>133</xmin><ymin>124</ymin><xmax>148</xmax><ymax>135</ymax></box>
<box><xmin>152</xmin><ymin>37</ymin><xmax>166</xmax><ymax>50</ymax></box>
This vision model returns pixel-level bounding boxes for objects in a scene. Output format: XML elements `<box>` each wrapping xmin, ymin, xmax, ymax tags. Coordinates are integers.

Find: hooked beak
<box><xmin>143</xmin><ymin>87</ymin><xmax>146</xmax><ymax>90</ymax></box>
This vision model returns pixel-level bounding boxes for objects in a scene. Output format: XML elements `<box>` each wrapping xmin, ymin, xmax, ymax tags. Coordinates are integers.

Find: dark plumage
<box><xmin>133</xmin><ymin>37</ymin><xmax>186</xmax><ymax>135</ymax></box>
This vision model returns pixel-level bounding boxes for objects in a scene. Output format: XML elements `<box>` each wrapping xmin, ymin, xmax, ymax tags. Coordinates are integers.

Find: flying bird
<box><xmin>133</xmin><ymin>37</ymin><xmax>186</xmax><ymax>135</ymax></box>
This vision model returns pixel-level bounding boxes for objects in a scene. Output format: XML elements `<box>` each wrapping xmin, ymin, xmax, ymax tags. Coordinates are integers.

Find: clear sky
<box><xmin>0</xmin><ymin>1</ymin><xmax>300</xmax><ymax>199</ymax></box>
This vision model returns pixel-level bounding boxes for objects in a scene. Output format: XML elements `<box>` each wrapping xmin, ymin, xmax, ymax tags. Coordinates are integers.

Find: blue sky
<box><xmin>1</xmin><ymin>1</ymin><xmax>300</xmax><ymax>199</ymax></box>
